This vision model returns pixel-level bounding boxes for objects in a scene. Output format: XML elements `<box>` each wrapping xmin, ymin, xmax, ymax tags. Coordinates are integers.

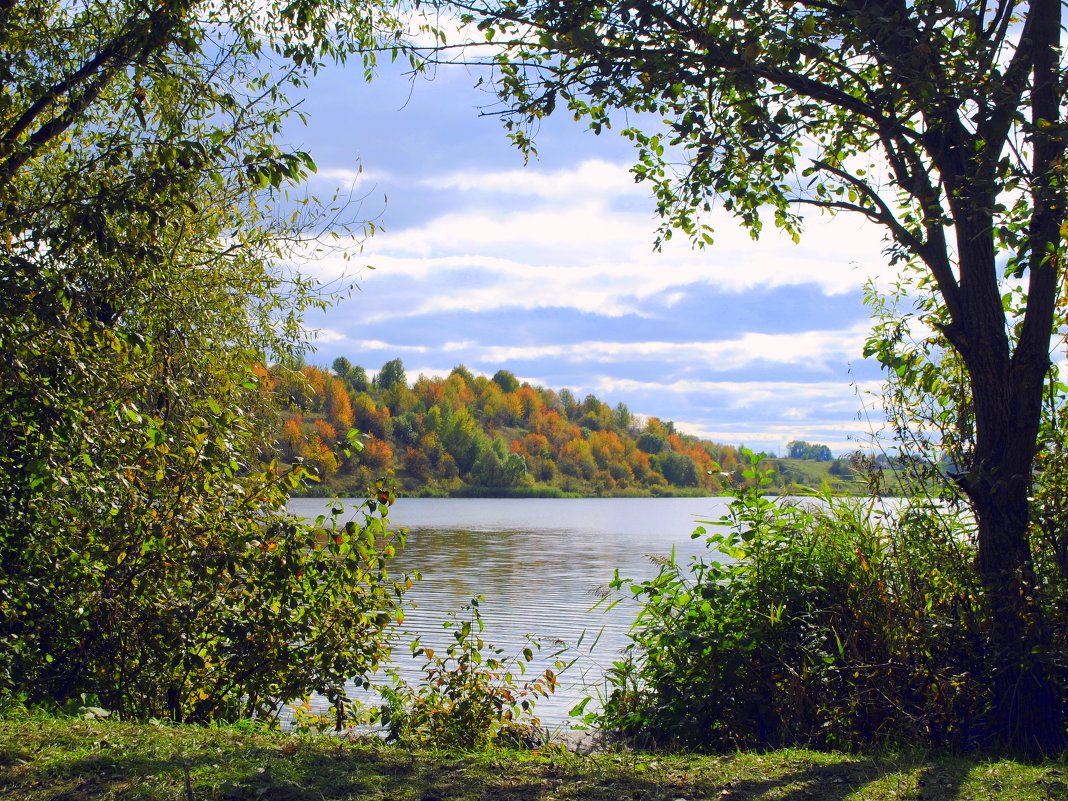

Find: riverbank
<box><xmin>0</xmin><ymin>716</ymin><xmax>1061</xmax><ymax>800</ymax></box>
<box><xmin>290</xmin><ymin>481</ymin><xmax>893</xmax><ymax>500</ymax></box>
<box><xmin>290</xmin><ymin>483</ymin><xmax>728</xmax><ymax>499</ymax></box>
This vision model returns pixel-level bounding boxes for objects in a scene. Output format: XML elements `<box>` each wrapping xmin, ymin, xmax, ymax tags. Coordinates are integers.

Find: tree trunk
<box><xmin>964</xmin><ymin>345</ymin><xmax>1066</xmax><ymax>757</ymax></box>
<box><xmin>972</xmin><ymin>483</ymin><xmax>1064</xmax><ymax>756</ymax></box>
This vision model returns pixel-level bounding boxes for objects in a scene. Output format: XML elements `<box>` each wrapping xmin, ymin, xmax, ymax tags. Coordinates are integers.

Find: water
<box><xmin>286</xmin><ymin>496</ymin><xmax>736</xmax><ymax>728</ymax></box>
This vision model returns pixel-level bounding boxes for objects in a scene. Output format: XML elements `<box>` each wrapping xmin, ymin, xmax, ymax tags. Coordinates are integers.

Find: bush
<box><xmin>599</xmin><ymin>454</ymin><xmax>994</xmax><ymax>751</ymax></box>
<box><xmin>0</xmin><ymin>425</ymin><xmax>410</xmax><ymax>726</ymax></box>
<box><xmin>379</xmin><ymin>598</ymin><xmax>565</xmax><ymax>749</ymax></box>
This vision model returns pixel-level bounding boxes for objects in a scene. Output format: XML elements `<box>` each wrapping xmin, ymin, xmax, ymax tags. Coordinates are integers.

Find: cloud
<box><xmin>313</xmin><ymin>336</ymin><xmax>433</xmax><ymax>354</ymax></box>
<box><xmin>425</xmin><ymin>160</ymin><xmax>641</xmax><ymax>198</ymax></box>
<box><xmin>296</xmin><ymin>221</ymin><xmax>887</xmax><ymax>327</ymax></box>
<box><xmin>673</xmin><ymin>419</ymin><xmax>884</xmax><ymax>454</ymax></box>
<box><xmin>463</xmin><ymin>326</ymin><xmax>871</xmax><ymax>371</ymax></box>
<box><xmin>396</xmin><ymin>6</ymin><xmax>502</xmax><ymax>53</ymax></box>
<box><xmin>591</xmin><ymin>376</ymin><xmax>883</xmax><ymax>406</ymax></box>
<box><xmin>303</xmin><ymin>323</ymin><xmax>873</xmax><ymax>377</ymax></box>
<box><xmin>310</xmin><ymin>167</ymin><xmax>387</xmax><ymax>185</ymax></box>
<box><xmin>291</xmin><ymin>158</ymin><xmax>897</xmax><ymax>329</ymax></box>
<box><xmin>308</xmin><ymin>328</ymin><xmax>348</xmax><ymax>344</ymax></box>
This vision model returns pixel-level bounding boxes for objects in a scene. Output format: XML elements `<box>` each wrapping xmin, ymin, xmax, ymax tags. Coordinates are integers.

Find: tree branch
<box><xmin>0</xmin><ymin>3</ymin><xmax>192</xmax><ymax>187</ymax></box>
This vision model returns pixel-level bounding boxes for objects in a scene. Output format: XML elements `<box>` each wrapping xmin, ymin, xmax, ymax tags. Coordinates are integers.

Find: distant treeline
<box><xmin>264</xmin><ymin>358</ymin><xmax>857</xmax><ymax>497</ymax></box>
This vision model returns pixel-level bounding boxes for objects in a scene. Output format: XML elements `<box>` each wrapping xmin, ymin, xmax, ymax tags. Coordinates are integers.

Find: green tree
<box><xmin>333</xmin><ymin>357</ymin><xmax>354</xmax><ymax>379</ymax></box>
<box><xmin>787</xmin><ymin>440</ymin><xmax>833</xmax><ymax>461</ymax></box>
<box><xmin>377</xmin><ymin>358</ymin><xmax>408</xmax><ymax>392</ymax></box>
<box><xmin>471</xmin><ymin>445</ymin><xmax>506</xmax><ymax>487</ymax></box>
<box><xmin>613</xmin><ymin>401</ymin><xmax>633</xmax><ymax>433</ymax></box>
<box><xmin>828</xmin><ymin>458</ymin><xmax>854</xmax><ymax>478</ymax></box>
<box><xmin>469</xmin><ymin>439</ymin><xmax>526</xmax><ymax>488</ymax></box>
<box><xmin>441</xmin><ymin>405</ymin><xmax>486</xmax><ymax>474</ymax></box>
<box><xmin>350</xmin><ymin>365</ymin><xmax>371</xmax><ymax>393</ymax></box>
<box><xmin>637</xmin><ymin>432</ymin><xmax>666</xmax><ymax>455</ymax></box>
<box><xmin>491</xmin><ymin>368</ymin><xmax>521</xmax><ymax>393</ymax></box>
<box><xmin>659</xmin><ymin>450</ymin><xmax>700</xmax><ymax>488</ymax></box>
<box><xmin>461</xmin><ymin>0</ymin><xmax>1068</xmax><ymax>754</ymax></box>
<box><xmin>0</xmin><ymin>0</ymin><xmax>414</xmax><ymax>722</ymax></box>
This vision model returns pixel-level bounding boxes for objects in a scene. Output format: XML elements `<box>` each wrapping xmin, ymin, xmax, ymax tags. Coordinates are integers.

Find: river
<box><xmin>287</xmin><ymin>496</ymin><xmax>736</xmax><ymax>729</ymax></box>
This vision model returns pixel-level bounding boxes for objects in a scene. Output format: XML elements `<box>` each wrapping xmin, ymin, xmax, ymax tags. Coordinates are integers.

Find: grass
<box><xmin>1</xmin><ymin>716</ymin><xmax>1066</xmax><ymax>801</ymax></box>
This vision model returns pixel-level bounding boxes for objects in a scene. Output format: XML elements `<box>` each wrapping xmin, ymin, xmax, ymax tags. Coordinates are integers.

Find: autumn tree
<box><xmin>403</xmin><ymin>446</ymin><xmax>433</xmax><ymax>483</ymax></box>
<box><xmin>444</xmin><ymin>368</ymin><xmax>476</xmax><ymax>407</ymax></box>
<box><xmin>324</xmin><ymin>376</ymin><xmax>355</xmax><ymax>430</ymax></box>
<box><xmin>351</xmin><ymin>393</ymin><xmax>390</xmax><ymax>440</ymax></box>
<box><xmin>414</xmin><ymin>374</ymin><xmax>447</xmax><ymax>408</ymax></box>
<box><xmin>514</xmin><ymin>385</ymin><xmax>545</xmax><ymax>422</ymax></box>
<box><xmin>361</xmin><ymin>437</ymin><xmax>395</xmax><ymax>470</ymax></box>
<box><xmin>451</xmin><ymin>0</ymin><xmax>1068</xmax><ymax>754</ymax></box>
<box><xmin>280</xmin><ymin>416</ymin><xmax>306</xmax><ymax>461</ymax></box>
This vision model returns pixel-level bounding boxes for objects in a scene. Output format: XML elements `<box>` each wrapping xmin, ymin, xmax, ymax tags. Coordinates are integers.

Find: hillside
<box><xmin>266</xmin><ymin>359</ymin><xmax>866</xmax><ymax>498</ymax></box>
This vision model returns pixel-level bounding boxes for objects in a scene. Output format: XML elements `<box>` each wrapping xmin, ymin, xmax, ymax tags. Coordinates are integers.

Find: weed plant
<box><xmin>376</xmin><ymin>597</ymin><xmax>568</xmax><ymax>749</ymax></box>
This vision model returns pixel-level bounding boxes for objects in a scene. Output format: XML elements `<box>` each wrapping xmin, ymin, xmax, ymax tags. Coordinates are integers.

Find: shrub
<box><xmin>600</xmin><ymin>454</ymin><xmax>994</xmax><ymax>751</ymax></box>
<box><xmin>379</xmin><ymin>598</ymin><xmax>565</xmax><ymax>749</ymax></box>
<box><xmin>1</xmin><ymin>434</ymin><xmax>410</xmax><ymax>726</ymax></box>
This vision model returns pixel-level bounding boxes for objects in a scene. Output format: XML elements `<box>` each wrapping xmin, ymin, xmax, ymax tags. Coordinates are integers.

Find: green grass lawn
<box><xmin>1</xmin><ymin>717</ymin><xmax>1065</xmax><ymax>801</ymax></box>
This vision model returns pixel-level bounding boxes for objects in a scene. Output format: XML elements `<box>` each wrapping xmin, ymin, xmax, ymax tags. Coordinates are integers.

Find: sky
<box><xmin>278</xmin><ymin>48</ymin><xmax>901</xmax><ymax>457</ymax></box>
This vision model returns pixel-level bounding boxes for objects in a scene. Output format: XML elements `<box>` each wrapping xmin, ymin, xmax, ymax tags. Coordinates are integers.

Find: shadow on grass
<box><xmin>0</xmin><ymin>726</ymin><xmax>1049</xmax><ymax>801</ymax></box>
<box><xmin>0</xmin><ymin>747</ymin><xmax>929</xmax><ymax>801</ymax></box>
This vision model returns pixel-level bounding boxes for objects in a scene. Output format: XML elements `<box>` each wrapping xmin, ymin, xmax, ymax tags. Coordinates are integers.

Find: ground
<box><xmin>1</xmin><ymin>717</ymin><xmax>1066</xmax><ymax>800</ymax></box>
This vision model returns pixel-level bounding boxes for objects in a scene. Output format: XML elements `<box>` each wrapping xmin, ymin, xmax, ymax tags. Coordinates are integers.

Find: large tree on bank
<box><xmin>448</xmin><ymin>0</ymin><xmax>1068</xmax><ymax>754</ymax></box>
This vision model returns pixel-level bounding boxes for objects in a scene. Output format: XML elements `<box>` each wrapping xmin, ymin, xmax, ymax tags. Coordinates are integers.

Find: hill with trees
<box><xmin>271</xmin><ymin>358</ymin><xmax>861</xmax><ymax>497</ymax></box>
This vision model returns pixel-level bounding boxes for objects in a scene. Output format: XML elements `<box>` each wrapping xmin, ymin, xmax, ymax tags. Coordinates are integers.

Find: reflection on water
<box><xmin>287</xmin><ymin>497</ymin><xmax>733</xmax><ymax>728</ymax></box>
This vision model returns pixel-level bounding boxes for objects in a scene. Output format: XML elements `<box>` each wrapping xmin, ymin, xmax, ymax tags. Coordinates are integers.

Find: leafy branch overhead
<box><xmin>467</xmin><ymin>0</ymin><xmax>1056</xmax><ymax>285</ymax></box>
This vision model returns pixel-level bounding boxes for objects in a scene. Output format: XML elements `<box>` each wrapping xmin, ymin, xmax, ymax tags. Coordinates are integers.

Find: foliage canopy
<box><xmin>277</xmin><ymin>358</ymin><xmax>773</xmax><ymax>497</ymax></box>
<box><xmin>0</xmin><ymin>0</ymin><xmax>416</xmax><ymax>722</ymax></box>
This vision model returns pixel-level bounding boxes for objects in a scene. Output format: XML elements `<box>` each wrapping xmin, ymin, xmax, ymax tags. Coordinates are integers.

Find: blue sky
<box><xmin>280</xmin><ymin>51</ymin><xmax>899</xmax><ymax>456</ymax></box>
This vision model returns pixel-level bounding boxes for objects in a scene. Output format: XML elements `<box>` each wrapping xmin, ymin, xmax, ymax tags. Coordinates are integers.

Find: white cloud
<box><xmin>293</xmin><ymin>159</ymin><xmax>897</xmax><ymax>324</ymax></box>
<box><xmin>592</xmin><ymin>377</ymin><xmax>884</xmax><ymax>407</ymax></box>
<box><xmin>425</xmin><ymin>160</ymin><xmax>640</xmax><ymax>198</ymax></box>
<box><xmin>305</xmin><ymin>333</ymin><xmax>436</xmax><ymax>352</ymax></box>
<box><xmin>673</xmin><ymin>419</ymin><xmax>883</xmax><ymax>454</ymax></box>
<box><xmin>297</xmin><ymin>225</ymin><xmax>887</xmax><ymax>327</ymax></box>
<box><xmin>354</xmin><ymin>340</ymin><xmax>429</xmax><ymax>353</ymax></box>
<box><xmin>308</xmin><ymin>327</ymin><xmax>348</xmax><ymax>343</ymax></box>
<box><xmin>311</xmin><ymin>326</ymin><xmax>872</xmax><ymax>374</ymax></box>
<box><xmin>471</xmin><ymin>326</ymin><xmax>871</xmax><ymax>371</ymax></box>
<box><xmin>308</xmin><ymin>167</ymin><xmax>388</xmax><ymax>187</ymax></box>
<box><xmin>397</xmin><ymin>7</ymin><xmax>500</xmax><ymax>53</ymax></box>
